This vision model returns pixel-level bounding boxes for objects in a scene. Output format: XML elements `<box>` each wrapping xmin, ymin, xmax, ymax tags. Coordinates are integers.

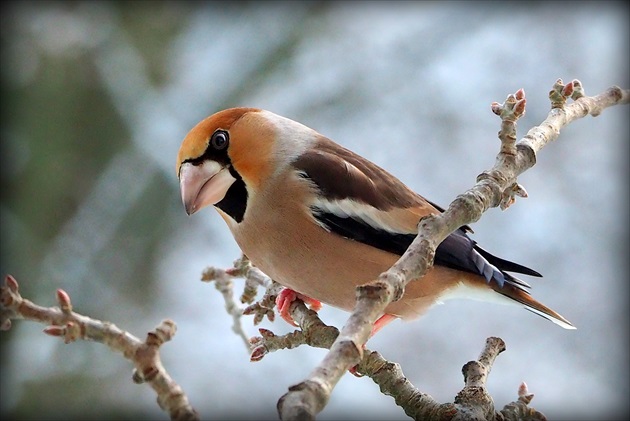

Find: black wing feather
<box><xmin>473</xmin><ymin>244</ymin><xmax>541</xmax><ymax>277</ymax></box>
<box><xmin>312</xmin><ymin>210</ymin><xmax>415</xmax><ymax>256</ymax></box>
<box><xmin>312</xmin><ymin>208</ymin><xmax>538</xmax><ymax>290</ymax></box>
<box><xmin>295</xmin><ymin>139</ymin><xmax>537</xmax><ymax>289</ymax></box>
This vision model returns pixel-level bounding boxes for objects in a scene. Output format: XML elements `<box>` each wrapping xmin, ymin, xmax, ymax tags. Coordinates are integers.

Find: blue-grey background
<box><xmin>1</xmin><ymin>2</ymin><xmax>628</xmax><ymax>420</ymax></box>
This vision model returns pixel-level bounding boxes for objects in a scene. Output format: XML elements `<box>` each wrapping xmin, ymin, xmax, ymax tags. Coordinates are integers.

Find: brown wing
<box><xmin>292</xmin><ymin>135</ymin><xmax>543</xmax><ymax>277</ymax></box>
<box><xmin>292</xmin><ymin>136</ymin><xmax>437</xmax><ymax>232</ymax></box>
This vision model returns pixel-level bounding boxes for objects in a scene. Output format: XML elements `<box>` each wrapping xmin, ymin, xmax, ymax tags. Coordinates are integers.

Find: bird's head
<box><xmin>176</xmin><ymin>107</ymin><xmax>316</xmax><ymax>216</ymax></box>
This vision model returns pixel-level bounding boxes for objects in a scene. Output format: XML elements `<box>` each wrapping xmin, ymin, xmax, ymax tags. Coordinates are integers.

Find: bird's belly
<box><xmin>229</xmin><ymin>207</ymin><xmax>479</xmax><ymax>320</ymax></box>
<box><xmin>235</xmin><ymin>220</ymin><xmax>390</xmax><ymax>312</ymax></box>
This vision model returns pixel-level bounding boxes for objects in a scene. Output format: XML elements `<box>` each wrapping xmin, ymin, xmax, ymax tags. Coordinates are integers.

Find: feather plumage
<box><xmin>176</xmin><ymin>108</ymin><xmax>575</xmax><ymax>331</ymax></box>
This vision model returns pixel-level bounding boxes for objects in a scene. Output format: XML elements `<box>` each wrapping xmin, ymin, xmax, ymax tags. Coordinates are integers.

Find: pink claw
<box><xmin>370</xmin><ymin>313</ymin><xmax>397</xmax><ymax>338</ymax></box>
<box><xmin>349</xmin><ymin>313</ymin><xmax>398</xmax><ymax>377</ymax></box>
<box><xmin>275</xmin><ymin>288</ymin><xmax>322</xmax><ymax>327</ymax></box>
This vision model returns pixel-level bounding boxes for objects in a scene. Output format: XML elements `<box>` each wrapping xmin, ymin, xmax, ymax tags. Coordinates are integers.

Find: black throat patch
<box><xmin>215</xmin><ymin>167</ymin><xmax>248</xmax><ymax>223</ymax></box>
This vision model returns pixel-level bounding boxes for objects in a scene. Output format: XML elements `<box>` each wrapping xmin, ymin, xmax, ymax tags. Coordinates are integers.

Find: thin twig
<box><xmin>0</xmin><ymin>275</ymin><xmax>199</xmax><ymax>421</ymax></box>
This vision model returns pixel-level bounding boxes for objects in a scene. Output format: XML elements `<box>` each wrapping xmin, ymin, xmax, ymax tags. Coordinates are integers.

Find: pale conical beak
<box><xmin>179</xmin><ymin>161</ymin><xmax>236</xmax><ymax>215</ymax></box>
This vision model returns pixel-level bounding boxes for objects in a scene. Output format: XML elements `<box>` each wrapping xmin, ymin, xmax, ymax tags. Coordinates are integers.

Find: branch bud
<box><xmin>56</xmin><ymin>289</ymin><xmax>73</xmax><ymax>314</ymax></box>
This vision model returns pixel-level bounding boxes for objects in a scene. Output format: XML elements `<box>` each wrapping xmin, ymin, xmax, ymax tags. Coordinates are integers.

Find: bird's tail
<box><xmin>494</xmin><ymin>278</ymin><xmax>575</xmax><ymax>330</ymax></box>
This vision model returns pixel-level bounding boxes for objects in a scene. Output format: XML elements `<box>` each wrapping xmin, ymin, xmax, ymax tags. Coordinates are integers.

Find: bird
<box><xmin>176</xmin><ymin>107</ymin><xmax>574</xmax><ymax>338</ymax></box>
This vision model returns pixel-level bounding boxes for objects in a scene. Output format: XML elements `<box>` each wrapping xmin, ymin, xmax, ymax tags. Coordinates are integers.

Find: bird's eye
<box><xmin>210</xmin><ymin>130</ymin><xmax>229</xmax><ymax>151</ymax></box>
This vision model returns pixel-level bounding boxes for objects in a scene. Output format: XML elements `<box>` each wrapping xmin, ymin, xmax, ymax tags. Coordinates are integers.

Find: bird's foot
<box><xmin>370</xmin><ymin>313</ymin><xmax>397</xmax><ymax>338</ymax></box>
<box><xmin>275</xmin><ymin>288</ymin><xmax>322</xmax><ymax>326</ymax></box>
<box><xmin>348</xmin><ymin>313</ymin><xmax>398</xmax><ymax>377</ymax></box>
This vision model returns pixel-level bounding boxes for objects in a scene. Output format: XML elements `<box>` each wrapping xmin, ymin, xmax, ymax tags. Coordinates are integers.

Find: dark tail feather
<box><xmin>474</xmin><ymin>244</ymin><xmax>542</xmax><ymax>277</ymax></box>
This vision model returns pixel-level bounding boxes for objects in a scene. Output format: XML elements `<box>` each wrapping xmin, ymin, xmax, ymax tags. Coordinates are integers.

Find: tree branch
<box><xmin>220</xmin><ymin>262</ymin><xmax>545</xmax><ymax>420</ymax></box>
<box><xmin>277</xmin><ymin>80</ymin><xmax>629</xmax><ymax>420</ymax></box>
<box><xmin>3</xmin><ymin>80</ymin><xmax>626</xmax><ymax>420</ymax></box>
<box><xmin>0</xmin><ymin>275</ymin><xmax>199</xmax><ymax>421</ymax></box>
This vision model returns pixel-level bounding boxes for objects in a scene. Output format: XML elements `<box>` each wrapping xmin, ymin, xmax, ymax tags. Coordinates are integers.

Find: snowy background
<box><xmin>1</xmin><ymin>2</ymin><xmax>628</xmax><ymax>420</ymax></box>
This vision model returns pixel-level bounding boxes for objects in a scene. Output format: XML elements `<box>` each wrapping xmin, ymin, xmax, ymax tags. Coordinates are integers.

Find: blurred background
<box><xmin>1</xmin><ymin>2</ymin><xmax>628</xmax><ymax>420</ymax></box>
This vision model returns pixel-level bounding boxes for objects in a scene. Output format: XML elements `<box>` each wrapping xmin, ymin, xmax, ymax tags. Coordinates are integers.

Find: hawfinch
<box><xmin>177</xmin><ymin>107</ymin><xmax>574</xmax><ymax>336</ymax></box>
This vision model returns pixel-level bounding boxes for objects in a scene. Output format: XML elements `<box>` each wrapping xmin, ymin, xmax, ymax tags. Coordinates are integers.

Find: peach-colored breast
<box><xmin>222</xmin><ymin>172</ymin><xmax>485</xmax><ymax>320</ymax></box>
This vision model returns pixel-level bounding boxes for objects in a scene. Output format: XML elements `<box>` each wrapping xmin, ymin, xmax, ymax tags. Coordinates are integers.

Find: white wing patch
<box><xmin>312</xmin><ymin>197</ymin><xmax>412</xmax><ymax>234</ymax></box>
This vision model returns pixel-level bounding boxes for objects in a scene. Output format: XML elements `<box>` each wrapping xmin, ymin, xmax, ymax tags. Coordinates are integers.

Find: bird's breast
<box><xmin>220</xmin><ymin>176</ymin><xmax>490</xmax><ymax>319</ymax></box>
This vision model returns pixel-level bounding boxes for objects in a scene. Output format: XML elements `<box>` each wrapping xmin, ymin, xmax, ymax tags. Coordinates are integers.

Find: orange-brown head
<box><xmin>176</xmin><ymin>107</ymin><xmax>318</xmax><ymax>217</ymax></box>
